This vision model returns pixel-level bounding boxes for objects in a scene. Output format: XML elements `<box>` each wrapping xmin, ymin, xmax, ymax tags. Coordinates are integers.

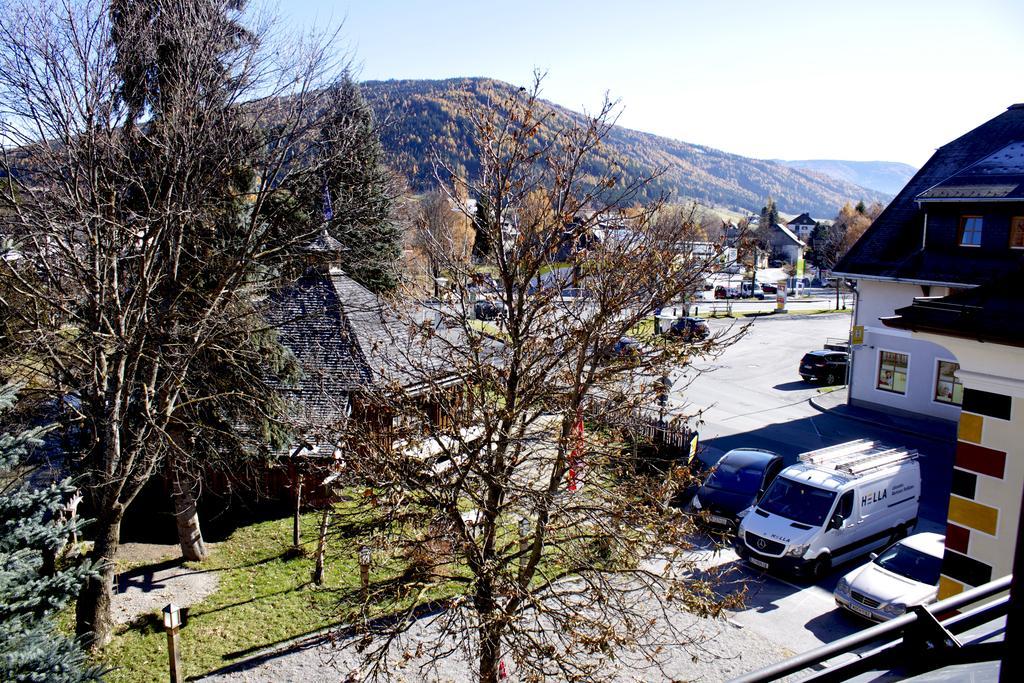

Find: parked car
<box><xmin>714</xmin><ymin>285</ymin><xmax>740</xmax><ymax>299</ymax></box>
<box><xmin>799</xmin><ymin>350</ymin><xmax>849</xmax><ymax>385</ymax></box>
<box><xmin>834</xmin><ymin>532</ymin><xmax>944</xmax><ymax>621</ymax></box>
<box><xmin>474</xmin><ymin>299</ymin><xmax>506</xmax><ymax>321</ymax></box>
<box><xmin>740</xmin><ymin>282</ymin><xmax>765</xmax><ymax>299</ymax></box>
<box><xmin>760</xmin><ymin>282</ymin><xmax>778</xmax><ymax>294</ymax></box>
<box><xmin>667</xmin><ymin>316</ymin><xmax>709</xmax><ymax>341</ymax></box>
<box><xmin>690</xmin><ymin>449</ymin><xmax>784</xmax><ymax>531</ymax></box>
<box><xmin>736</xmin><ymin>440</ymin><xmax>920</xmax><ymax>580</ymax></box>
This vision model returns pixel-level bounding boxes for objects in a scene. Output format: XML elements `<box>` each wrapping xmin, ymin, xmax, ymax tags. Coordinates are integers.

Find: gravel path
<box><xmin>200</xmin><ymin>598</ymin><xmax>789</xmax><ymax>683</ymax></box>
<box><xmin>111</xmin><ymin>554</ymin><xmax>220</xmax><ymax>625</ymax></box>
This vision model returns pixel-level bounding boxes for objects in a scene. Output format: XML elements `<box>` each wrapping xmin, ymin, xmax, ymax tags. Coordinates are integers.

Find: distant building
<box><xmin>786</xmin><ymin>212</ymin><xmax>817</xmax><ymax>241</ymax></box>
<box><xmin>767</xmin><ymin>221</ymin><xmax>805</xmax><ymax>264</ymax></box>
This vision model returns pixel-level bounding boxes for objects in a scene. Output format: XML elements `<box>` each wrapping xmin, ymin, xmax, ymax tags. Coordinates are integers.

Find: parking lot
<box><xmin>667</xmin><ymin>312</ymin><xmax>954</xmax><ymax>655</ymax></box>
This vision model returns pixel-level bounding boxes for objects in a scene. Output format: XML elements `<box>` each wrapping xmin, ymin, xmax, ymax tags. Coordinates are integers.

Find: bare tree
<box><xmin>0</xmin><ymin>0</ymin><xmax>362</xmax><ymax>647</ymax></box>
<box><xmin>409</xmin><ymin>188</ymin><xmax>473</xmax><ymax>297</ymax></box>
<box><xmin>330</xmin><ymin>77</ymin><xmax>742</xmax><ymax>682</ymax></box>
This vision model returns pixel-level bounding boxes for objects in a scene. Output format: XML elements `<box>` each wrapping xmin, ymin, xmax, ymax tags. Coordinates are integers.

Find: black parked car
<box><xmin>691</xmin><ymin>449</ymin><xmax>784</xmax><ymax>530</ymax></box>
<box><xmin>799</xmin><ymin>350</ymin><xmax>849</xmax><ymax>385</ymax></box>
<box><xmin>474</xmin><ymin>299</ymin><xmax>506</xmax><ymax>321</ymax></box>
<box><xmin>668</xmin><ymin>317</ymin><xmax>709</xmax><ymax>341</ymax></box>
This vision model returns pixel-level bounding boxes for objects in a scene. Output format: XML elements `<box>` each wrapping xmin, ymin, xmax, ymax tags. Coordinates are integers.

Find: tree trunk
<box><xmin>478</xmin><ymin>622</ymin><xmax>501</xmax><ymax>683</ymax></box>
<box><xmin>76</xmin><ymin>512</ymin><xmax>122</xmax><ymax>649</ymax></box>
<box><xmin>312</xmin><ymin>508</ymin><xmax>330</xmax><ymax>585</ymax></box>
<box><xmin>171</xmin><ymin>459</ymin><xmax>208</xmax><ymax>562</ymax></box>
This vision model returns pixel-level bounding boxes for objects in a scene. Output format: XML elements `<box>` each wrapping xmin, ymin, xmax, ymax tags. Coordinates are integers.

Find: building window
<box><xmin>959</xmin><ymin>216</ymin><xmax>983</xmax><ymax>246</ymax></box>
<box><xmin>935</xmin><ymin>360</ymin><xmax>963</xmax><ymax>405</ymax></box>
<box><xmin>1010</xmin><ymin>216</ymin><xmax>1024</xmax><ymax>248</ymax></box>
<box><xmin>877</xmin><ymin>351</ymin><xmax>908</xmax><ymax>394</ymax></box>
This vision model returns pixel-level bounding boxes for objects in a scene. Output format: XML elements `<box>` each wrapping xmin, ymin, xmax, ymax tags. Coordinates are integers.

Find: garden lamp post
<box><xmin>162</xmin><ymin>603</ymin><xmax>183</xmax><ymax>683</ymax></box>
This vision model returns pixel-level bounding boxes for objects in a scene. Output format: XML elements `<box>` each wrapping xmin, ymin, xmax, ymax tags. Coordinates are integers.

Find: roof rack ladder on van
<box><xmin>799</xmin><ymin>439</ymin><xmax>875</xmax><ymax>466</ymax></box>
<box><xmin>798</xmin><ymin>439</ymin><xmax>917</xmax><ymax>477</ymax></box>
<box><xmin>835</xmin><ymin>448</ymin><xmax>917</xmax><ymax>477</ymax></box>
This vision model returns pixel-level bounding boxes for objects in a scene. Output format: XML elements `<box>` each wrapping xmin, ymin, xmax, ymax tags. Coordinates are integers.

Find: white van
<box><xmin>736</xmin><ymin>440</ymin><xmax>920</xmax><ymax>580</ymax></box>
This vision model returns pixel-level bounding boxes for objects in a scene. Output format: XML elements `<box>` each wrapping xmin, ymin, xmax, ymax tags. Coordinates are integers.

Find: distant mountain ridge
<box><xmin>776</xmin><ymin>159</ymin><xmax>917</xmax><ymax>196</ymax></box>
<box><xmin>360</xmin><ymin>77</ymin><xmax>892</xmax><ymax>217</ymax></box>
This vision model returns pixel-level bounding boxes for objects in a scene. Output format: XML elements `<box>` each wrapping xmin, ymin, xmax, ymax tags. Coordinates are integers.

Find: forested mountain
<box><xmin>777</xmin><ymin>159</ymin><xmax>917</xmax><ymax>195</ymax></box>
<box><xmin>360</xmin><ymin>77</ymin><xmax>891</xmax><ymax>216</ymax></box>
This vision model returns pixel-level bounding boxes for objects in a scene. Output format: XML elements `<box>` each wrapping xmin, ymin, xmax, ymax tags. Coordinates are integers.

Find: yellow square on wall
<box><xmin>959</xmin><ymin>413</ymin><xmax>983</xmax><ymax>444</ymax></box>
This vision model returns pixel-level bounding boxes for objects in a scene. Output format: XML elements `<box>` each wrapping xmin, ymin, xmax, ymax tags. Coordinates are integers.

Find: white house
<box><xmin>834</xmin><ymin>103</ymin><xmax>1024</xmax><ymax>425</ymax></box>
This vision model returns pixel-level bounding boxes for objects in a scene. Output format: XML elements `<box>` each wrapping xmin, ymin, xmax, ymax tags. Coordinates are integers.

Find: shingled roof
<box><xmin>835</xmin><ymin>103</ymin><xmax>1024</xmax><ymax>284</ymax></box>
<box><xmin>266</xmin><ymin>264</ymin><xmax>459</xmax><ymax>434</ymax></box>
<box><xmin>917</xmin><ymin>141</ymin><xmax>1024</xmax><ymax>202</ymax></box>
<box><xmin>265</xmin><ymin>268</ymin><xmax>372</xmax><ymax>429</ymax></box>
<box><xmin>787</xmin><ymin>212</ymin><xmax>816</xmax><ymax>226</ymax></box>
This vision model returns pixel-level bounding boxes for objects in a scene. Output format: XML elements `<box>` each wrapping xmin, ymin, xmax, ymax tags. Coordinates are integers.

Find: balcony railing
<box><xmin>732</xmin><ymin>574</ymin><xmax>1011</xmax><ymax>682</ymax></box>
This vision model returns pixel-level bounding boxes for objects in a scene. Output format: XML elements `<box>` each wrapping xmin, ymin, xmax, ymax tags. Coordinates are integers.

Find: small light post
<box><xmin>162</xmin><ymin>603</ymin><xmax>183</xmax><ymax>683</ymax></box>
<box><xmin>358</xmin><ymin>545</ymin><xmax>372</xmax><ymax>599</ymax></box>
<box><xmin>518</xmin><ymin>517</ymin><xmax>531</xmax><ymax>575</ymax></box>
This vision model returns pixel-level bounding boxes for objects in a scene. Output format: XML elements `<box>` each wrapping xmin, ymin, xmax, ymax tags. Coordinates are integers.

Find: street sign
<box><xmin>851</xmin><ymin>325</ymin><xmax>864</xmax><ymax>345</ymax></box>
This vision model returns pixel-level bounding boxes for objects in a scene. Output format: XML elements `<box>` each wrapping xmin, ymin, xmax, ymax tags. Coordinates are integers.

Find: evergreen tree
<box><xmin>313</xmin><ymin>75</ymin><xmax>400</xmax><ymax>294</ymax></box>
<box><xmin>760</xmin><ymin>196</ymin><xmax>779</xmax><ymax>228</ymax></box>
<box><xmin>0</xmin><ymin>385</ymin><xmax>103</xmax><ymax>682</ymax></box>
<box><xmin>107</xmin><ymin>0</ymin><xmax>296</xmax><ymax>564</ymax></box>
<box><xmin>471</xmin><ymin>195</ymin><xmax>494</xmax><ymax>261</ymax></box>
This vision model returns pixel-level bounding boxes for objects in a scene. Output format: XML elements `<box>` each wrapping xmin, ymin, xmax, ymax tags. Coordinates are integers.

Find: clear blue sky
<box><xmin>276</xmin><ymin>0</ymin><xmax>1023</xmax><ymax>167</ymax></box>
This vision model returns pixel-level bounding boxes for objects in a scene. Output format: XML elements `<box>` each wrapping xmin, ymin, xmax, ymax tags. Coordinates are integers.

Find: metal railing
<box><xmin>731</xmin><ymin>574</ymin><xmax>1011</xmax><ymax>682</ymax></box>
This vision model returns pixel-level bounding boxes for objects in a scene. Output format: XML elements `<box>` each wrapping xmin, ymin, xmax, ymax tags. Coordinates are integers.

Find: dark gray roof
<box><xmin>917</xmin><ymin>141</ymin><xmax>1024</xmax><ymax>201</ymax></box>
<box><xmin>302</xmin><ymin>230</ymin><xmax>346</xmax><ymax>253</ymax></box>
<box><xmin>787</xmin><ymin>212</ymin><xmax>815</xmax><ymax>226</ymax></box>
<box><xmin>265</xmin><ymin>267</ymin><xmax>457</xmax><ymax>430</ymax></box>
<box><xmin>836</xmin><ymin>103</ymin><xmax>1024</xmax><ymax>285</ymax></box>
<box><xmin>265</xmin><ymin>268</ymin><xmax>370</xmax><ymax>428</ymax></box>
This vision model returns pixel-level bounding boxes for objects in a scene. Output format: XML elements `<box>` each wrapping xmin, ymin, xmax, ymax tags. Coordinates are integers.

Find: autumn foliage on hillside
<box><xmin>361</xmin><ymin>77</ymin><xmax>890</xmax><ymax>216</ymax></box>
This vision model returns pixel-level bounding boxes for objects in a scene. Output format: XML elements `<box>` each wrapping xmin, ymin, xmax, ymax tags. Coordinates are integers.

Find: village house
<box><xmin>834</xmin><ymin>103</ymin><xmax>1024</xmax><ymax>426</ymax></box>
<box><xmin>263</xmin><ymin>233</ymin><xmax>466</xmax><ymax>500</ymax></box>
<box><xmin>786</xmin><ymin>212</ymin><xmax>817</xmax><ymax>241</ymax></box>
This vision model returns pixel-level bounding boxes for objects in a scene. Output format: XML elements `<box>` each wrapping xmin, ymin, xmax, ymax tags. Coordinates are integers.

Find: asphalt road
<box><xmin>666</xmin><ymin>312</ymin><xmax>955</xmax><ymax>656</ymax></box>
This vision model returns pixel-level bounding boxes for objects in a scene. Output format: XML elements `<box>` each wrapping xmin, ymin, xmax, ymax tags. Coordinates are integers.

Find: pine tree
<box><xmin>0</xmin><ymin>385</ymin><xmax>103</xmax><ymax>682</ymax></box>
<box><xmin>315</xmin><ymin>75</ymin><xmax>401</xmax><ymax>294</ymax></box>
<box><xmin>760</xmin><ymin>197</ymin><xmax>779</xmax><ymax>229</ymax></box>
<box><xmin>471</xmin><ymin>195</ymin><xmax>494</xmax><ymax>262</ymax></box>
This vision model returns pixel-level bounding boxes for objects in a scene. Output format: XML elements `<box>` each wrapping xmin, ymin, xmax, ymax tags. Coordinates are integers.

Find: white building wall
<box><xmin>849</xmin><ymin>279</ymin><xmax>961</xmax><ymax>423</ymax></box>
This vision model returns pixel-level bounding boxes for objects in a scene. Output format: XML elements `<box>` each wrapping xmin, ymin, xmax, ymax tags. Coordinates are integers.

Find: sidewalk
<box><xmin>809</xmin><ymin>387</ymin><xmax>958</xmax><ymax>444</ymax></box>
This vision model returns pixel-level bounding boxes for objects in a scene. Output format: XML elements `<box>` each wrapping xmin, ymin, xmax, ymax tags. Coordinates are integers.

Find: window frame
<box><xmin>933</xmin><ymin>358</ymin><xmax>964</xmax><ymax>406</ymax></box>
<box><xmin>1010</xmin><ymin>216</ymin><xmax>1024</xmax><ymax>249</ymax></box>
<box><xmin>876</xmin><ymin>349</ymin><xmax>909</xmax><ymax>395</ymax></box>
<box><xmin>958</xmin><ymin>215</ymin><xmax>984</xmax><ymax>247</ymax></box>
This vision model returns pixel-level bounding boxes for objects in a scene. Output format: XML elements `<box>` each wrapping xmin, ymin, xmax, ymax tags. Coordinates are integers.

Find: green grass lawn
<box><xmin>468</xmin><ymin>318</ymin><xmax>506</xmax><ymax>339</ymax></box>
<box><xmin>629</xmin><ymin>317</ymin><xmax>655</xmax><ymax>339</ymax></box>
<box><xmin>100</xmin><ymin>506</ymin><xmax>378</xmax><ymax>682</ymax></box>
